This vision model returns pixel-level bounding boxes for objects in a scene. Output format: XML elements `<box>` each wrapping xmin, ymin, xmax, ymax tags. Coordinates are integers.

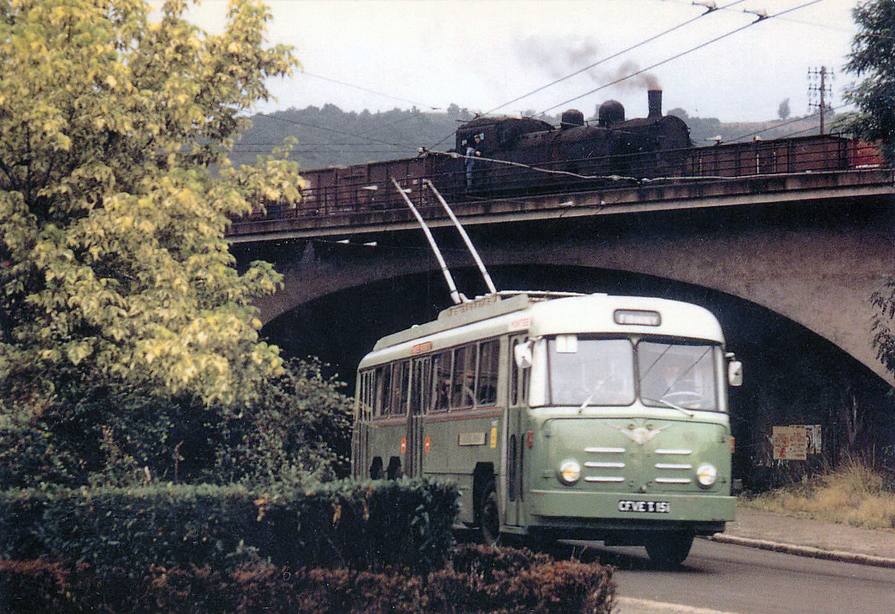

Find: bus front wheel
<box><xmin>479</xmin><ymin>483</ymin><xmax>500</xmax><ymax>545</ymax></box>
<box><xmin>644</xmin><ymin>531</ymin><xmax>694</xmax><ymax>568</ymax></box>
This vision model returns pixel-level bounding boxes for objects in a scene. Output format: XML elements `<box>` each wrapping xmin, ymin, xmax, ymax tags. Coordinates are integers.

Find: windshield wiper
<box><xmin>578</xmin><ymin>392</ymin><xmax>595</xmax><ymax>414</ymax></box>
<box><xmin>643</xmin><ymin>397</ymin><xmax>694</xmax><ymax>418</ymax></box>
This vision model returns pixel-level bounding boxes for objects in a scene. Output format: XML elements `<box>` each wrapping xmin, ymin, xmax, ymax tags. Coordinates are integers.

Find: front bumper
<box><xmin>528</xmin><ymin>489</ymin><xmax>735</xmax><ymax>534</ymax></box>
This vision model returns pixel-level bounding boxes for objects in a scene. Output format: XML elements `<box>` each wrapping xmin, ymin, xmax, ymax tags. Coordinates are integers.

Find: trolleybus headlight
<box><xmin>696</xmin><ymin>463</ymin><xmax>718</xmax><ymax>488</ymax></box>
<box><xmin>558</xmin><ymin>460</ymin><xmax>582</xmax><ymax>485</ymax></box>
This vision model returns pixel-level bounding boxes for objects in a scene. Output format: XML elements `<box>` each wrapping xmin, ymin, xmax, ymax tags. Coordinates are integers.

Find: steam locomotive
<box><xmin>454</xmin><ymin>89</ymin><xmax>690</xmax><ymax>189</ymax></box>
<box><xmin>249</xmin><ymin>90</ymin><xmax>881</xmax><ymax>221</ymax></box>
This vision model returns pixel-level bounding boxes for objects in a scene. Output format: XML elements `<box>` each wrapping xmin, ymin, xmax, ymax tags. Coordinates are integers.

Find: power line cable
<box><xmin>724</xmin><ymin>102</ymin><xmax>851</xmax><ymax>142</ymax></box>
<box><xmin>246</xmin><ymin>0</ymin><xmax>830</xmax><ymax>164</ymax></box>
<box><xmin>484</xmin><ymin>0</ymin><xmax>747</xmax><ymax>117</ymax></box>
<box><xmin>426</xmin><ymin>0</ymin><xmax>746</xmax><ymax>151</ymax></box>
<box><xmin>250</xmin><ymin>111</ymin><xmax>413</xmax><ymax>151</ymax></box>
<box><xmin>300</xmin><ymin>71</ymin><xmax>442</xmax><ymax>111</ymax></box>
<box><xmin>537</xmin><ymin>0</ymin><xmax>829</xmax><ymax>116</ymax></box>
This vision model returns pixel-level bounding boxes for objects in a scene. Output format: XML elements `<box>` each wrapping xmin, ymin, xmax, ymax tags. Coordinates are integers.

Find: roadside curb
<box><xmin>706</xmin><ymin>533</ymin><xmax>895</xmax><ymax>569</ymax></box>
<box><xmin>616</xmin><ymin>596</ymin><xmax>742</xmax><ymax>614</ymax></box>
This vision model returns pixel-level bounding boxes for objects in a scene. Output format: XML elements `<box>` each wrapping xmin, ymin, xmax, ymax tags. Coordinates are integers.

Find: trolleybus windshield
<box><xmin>638</xmin><ymin>340</ymin><xmax>720</xmax><ymax>411</ymax></box>
<box><xmin>544</xmin><ymin>337</ymin><xmax>721</xmax><ymax>411</ymax></box>
<box><xmin>547</xmin><ymin>338</ymin><xmax>636</xmax><ymax>406</ymax></box>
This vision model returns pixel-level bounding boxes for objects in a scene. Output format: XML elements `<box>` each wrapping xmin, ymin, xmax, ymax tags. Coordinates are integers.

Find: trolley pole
<box><xmin>391</xmin><ymin>178</ymin><xmax>466</xmax><ymax>305</ymax></box>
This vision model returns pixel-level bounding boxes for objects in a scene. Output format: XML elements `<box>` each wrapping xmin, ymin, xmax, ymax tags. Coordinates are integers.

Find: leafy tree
<box><xmin>844</xmin><ymin>0</ymin><xmax>895</xmax><ymax>164</ymax></box>
<box><xmin>0</xmin><ymin>0</ymin><xmax>296</xmax><ymax>410</ymax></box>
<box><xmin>777</xmin><ymin>98</ymin><xmax>791</xmax><ymax>120</ymax></box>
<box><xmin>0</xmin><ymin>0</ymin><xmax>353</xmax><ymax>486</ymax></box>
<box><xmin>215</xmin><ymin>358</ymin><xmax>354</xmax><ymax>486</ymax></box>
<box><xmin>849</xmin><ymin>1</ymin><xmax>895</xmax><ymax>383</ymax></box>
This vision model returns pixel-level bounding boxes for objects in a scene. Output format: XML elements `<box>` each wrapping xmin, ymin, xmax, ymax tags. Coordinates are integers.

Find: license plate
<box><xmin>618</xmin><ymin>500</ymin><xmax>670</xmax><ymax>513</ymax></box>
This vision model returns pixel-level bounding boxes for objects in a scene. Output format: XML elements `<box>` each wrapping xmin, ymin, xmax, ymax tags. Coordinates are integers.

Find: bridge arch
<box><xmin>253</xmin><ymin>198</ymin><xmax>895</xmax><ymax>386</ymax></box>
<box><xmin>261</xmin><ymin>261</ymin><xmax>895</xmax><ymax>486</ymax></box>
<box><xmin>229</xmin><ymin>165</ymin><xmax>895</xmax><ymax>483</ymax></box>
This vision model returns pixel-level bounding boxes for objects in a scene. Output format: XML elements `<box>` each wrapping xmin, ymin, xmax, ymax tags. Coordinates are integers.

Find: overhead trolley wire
<box><xmin>239</xmin><ymin>0</ymin><xmax>831</xmax><ymax>164</ymax></box>
<box><xmin>724</xmin><ymin>102</ymin><xmax>851</xmax><ymax>142</ymax></box>
<box><xmin>537</xmin><ymin>0</ymin><xmax>830</xmax><ymax>116</ymax></box>
<box><xmin>484</xmin><ymin>0</ymin><xmax>747</xmax><ymax>117</ymax></box>
<box><xmin>300</xmin><ymin>70</ymin><xmax>442</xmax><ymax>111</ymax></box>
<box><xmin>244</xmin><ymin>111</ymin><xmax>413</xmax><ymax>152</ymax></box>
<box><xmin>426</xmin><ymin>0</ymin><xmax>746</xmax><ymax>151</ymax></box>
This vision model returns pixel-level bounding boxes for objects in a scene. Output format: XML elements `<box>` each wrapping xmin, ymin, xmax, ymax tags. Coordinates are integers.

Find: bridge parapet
<box><xmin>228</xmin><ymin>167</ymin><xmax>894</xmax><ymax>243</ymax></box>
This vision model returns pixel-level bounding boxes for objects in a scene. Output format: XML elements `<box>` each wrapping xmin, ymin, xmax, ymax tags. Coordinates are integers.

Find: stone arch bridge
<box><xmin>230</xmin><ymin>168</ymin><xmax>895</xmax><ymax>387</ymax></box>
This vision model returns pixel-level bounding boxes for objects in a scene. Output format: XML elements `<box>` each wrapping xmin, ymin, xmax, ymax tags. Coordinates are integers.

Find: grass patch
<box><xmin>741</xmin><ymin>460</ymin><xmax>895</xmax><ymax>530</ymax></box>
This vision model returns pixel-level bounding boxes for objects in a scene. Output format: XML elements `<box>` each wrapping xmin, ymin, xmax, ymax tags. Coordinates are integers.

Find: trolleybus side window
<box><xmin>451</xmin><ymin>345</ymin><xmax>476</xmax><ymax>409</ymax></box>
<box><xmin>476</xmin><ymin>339</ymin><xmax>500</xmax><ymax>406</ymax></box>
<box><xmin>433</xmin><ymin>351</ymin><xmax>452</xmax><ymax>411</ymax></box>
<box><xmin>409</xmin><ymin>357</ymin><xmax>433</xmax><ymax>414</ymax></box>
<box><xmin>358</xmin><ymin>369</ymin><xmax>375</xmax><ymax>418</ymax></box>
<box><xmin>391</xmin><ymin>360</ymin><xmax>410</xmax><ymax>415</ymax></box>
<box><xmin>510</xmin><ymin>338</ymin><xmax>530</xmax><ymax>406</ymax></box>
<box><xmin>376</xmin><ymin>365</ymin><xmax>391</xmax><ymax>416</ymax></box>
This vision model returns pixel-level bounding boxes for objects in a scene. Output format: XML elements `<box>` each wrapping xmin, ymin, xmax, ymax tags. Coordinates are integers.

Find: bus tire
<box><xmin>479</xmin><ymin>483</ymin><xmax>500</xmax><ymax>545</ymax></box>
<box><xmin>644</xmin><ymin>531</ymin><xmax>694</xmax><ymax>568</ymax></box>
<box><xmin>369</xmin><ymin>457</ymin><xmax>383</xmax><ymax>480</ymax></box>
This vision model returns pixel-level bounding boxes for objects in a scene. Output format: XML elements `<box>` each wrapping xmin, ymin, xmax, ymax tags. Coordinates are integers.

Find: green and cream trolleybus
<box><xmin>352</xmin><ymin>291</ymin><xmax>742</xmax><ymax>566</ymax></box>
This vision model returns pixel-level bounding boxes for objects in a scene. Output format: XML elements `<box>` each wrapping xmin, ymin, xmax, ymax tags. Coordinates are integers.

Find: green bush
<box><xmin>0</xmin><ymin>424</ymin><xmax>84</xmax><ymax>489</ymax></box>
<box><xmin>214</xmin><ymin>358</ymin><xmax>354</xmax><ymax>486</ymax></box>
<box><xmin>0</xmin><ymin>479</ymin><xmax>458</xmax><ymax>574</ymax></box>
<box><xmin>0</xmin><ymin>360</ymin><xmax>353</xmax><ymax>490</ymax></box>
<box><xmin>0</xmin><ymin>545</ymin><xmax>616</xmax><ymax>614</ymax></box>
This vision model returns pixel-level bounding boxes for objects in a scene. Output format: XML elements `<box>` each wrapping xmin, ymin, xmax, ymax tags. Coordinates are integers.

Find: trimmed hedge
<box><xmin>0</xmin><ymin>479</ymin><xmax>458</xmax><ymax>574</ymax></box>
<box><xmin>0</xmin><ymin>545</ymin><xmax>616</xmax><ymax>614</ymax></box>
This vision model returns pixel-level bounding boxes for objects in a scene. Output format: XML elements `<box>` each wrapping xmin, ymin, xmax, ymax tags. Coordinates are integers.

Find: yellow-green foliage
<box><xmin>0</xmin><ymin>0</ymin><xmax>300</xmax><ymax>411</ymax></box>
<box><xmin>744</xmin><ymin>460</ymin><xmax>895</xmax><ymax>529</ymax></box>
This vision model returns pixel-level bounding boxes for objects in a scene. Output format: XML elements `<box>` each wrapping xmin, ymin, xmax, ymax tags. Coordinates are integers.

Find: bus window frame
<box><xmin>391</xmin><ymin>360</ymin><xmax>410</xmax><ymax>416</ymax></box>
<box><xmin>545</xmin><ymin>336</ymin><xmax>636</xmax><ymax>408</ymax></box>
<box><xmin>636</xmin><ymin>337</ymin><xmax>722</xmax><ymax>412</ymax></box>
<box><xmin>531</xmin><ymin>334</ymin><xmax>725</xmax><ymax>411</ymax></box>
<box><xmin>476</xmin><ymin>338</ymin><xmax>500</xmax><ymax>407</ymax></box>
<box><xmin>451</xmin><ymin>344</ymin><xmax>477</xmax><ymax>410</ymax></box>
<box><xmin>366</xmin><ymin>335</ymin><xmax>505</xmax><ymax>418</ymax></box>
<box><xmin>432</xmin><ymin>350</ymin><xmax>452</xmax><ymax>412</ymax></box>
<box><xmin>358</xmin><ymin>369</ymin><xmax>375</xmax><ymax>419</ymax></box>
<box><xmin>376</xmin><ymin>364</ymin><xmax>391</xmax><ymax>416</ymax></box>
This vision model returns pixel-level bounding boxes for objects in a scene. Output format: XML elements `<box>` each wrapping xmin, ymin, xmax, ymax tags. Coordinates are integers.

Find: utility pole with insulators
<box><xmin>808</xmin><ymin>66</ymin><xmax>834</xmax><ymax>135</ymax></box>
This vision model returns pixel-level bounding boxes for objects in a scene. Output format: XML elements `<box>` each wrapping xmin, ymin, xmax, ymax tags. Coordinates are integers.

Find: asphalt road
<box><xmin>564</xmin><ymin>539</ymin><xmax>895</xmax><ymax>614</ymax></box>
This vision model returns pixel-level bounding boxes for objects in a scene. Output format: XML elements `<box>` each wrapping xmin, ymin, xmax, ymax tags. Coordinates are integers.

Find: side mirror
<box><xmin>514</xmin><ymin>341</ymin><xmax>533</xmax><ymax>369</ymax></box>
<box><xmin>728</xmin><ymin>360</ymin><xmax>743</xmax><ymax>387</ymax></box>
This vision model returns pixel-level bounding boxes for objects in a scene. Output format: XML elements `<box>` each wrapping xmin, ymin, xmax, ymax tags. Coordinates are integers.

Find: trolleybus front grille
<box><xmin>580</xmin><ymin>446</ymin><xmax>697</xmax><ymax>487</ymax></box>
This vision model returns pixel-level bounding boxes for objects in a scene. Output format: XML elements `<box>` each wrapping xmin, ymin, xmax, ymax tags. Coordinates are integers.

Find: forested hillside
<box><xmin>231</xmin><ymin>103</ymin><xmax>480</xmax><ymax>169</ymax></box>
<box><xmin>234</xmin><ymin>103</ymin><xmax>828</xmax><ymax>171</ymax></box>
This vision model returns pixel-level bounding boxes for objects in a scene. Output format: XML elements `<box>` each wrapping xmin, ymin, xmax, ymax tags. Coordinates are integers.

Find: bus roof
<box><xmin>360</xmin><ymin>293</ymin><xmax>725</xmax><ymax>369</ymax></box>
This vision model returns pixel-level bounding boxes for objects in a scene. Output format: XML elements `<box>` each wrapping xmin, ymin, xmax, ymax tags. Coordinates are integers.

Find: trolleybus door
<box><xmin>353</xmin><ymin>370</ymin><xmax>374</xmax><ymax>479</ymax></box>
<box><xmin>506</xmin><ymin>335</ymin><xmax>528</xmax><ymax>526</ymax></box>
<box><xmin>406</xmin><ymin>356</ymin><xmax>431</xmax><ymax>478</ymax></box>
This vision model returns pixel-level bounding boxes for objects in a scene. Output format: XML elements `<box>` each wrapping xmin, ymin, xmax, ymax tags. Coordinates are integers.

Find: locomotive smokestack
<box><xmin>648</xmin><ymin>89</ymin><xmax>662</xmax><ymax>118</ymax></box>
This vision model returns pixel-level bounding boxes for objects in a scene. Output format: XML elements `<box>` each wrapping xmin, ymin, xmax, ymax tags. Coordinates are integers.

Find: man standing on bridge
<box><xmin>465</xmin><ymin>133</ymin><xmax>484</xmax><ymax>191</ymax></box>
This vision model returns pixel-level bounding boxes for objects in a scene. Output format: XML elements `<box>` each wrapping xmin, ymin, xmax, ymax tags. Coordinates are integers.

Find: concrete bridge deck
<box><xmin>228</xmin><ymin>168</ymin><xmax>895</xmax><ymax>243</ymax></box>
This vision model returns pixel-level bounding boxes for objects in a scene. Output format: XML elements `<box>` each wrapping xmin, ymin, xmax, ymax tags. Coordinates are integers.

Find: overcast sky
<box><xmin>186</xmin><ymin>0</ymin><xmax>859</xmax><ymax>123</ymax></box>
